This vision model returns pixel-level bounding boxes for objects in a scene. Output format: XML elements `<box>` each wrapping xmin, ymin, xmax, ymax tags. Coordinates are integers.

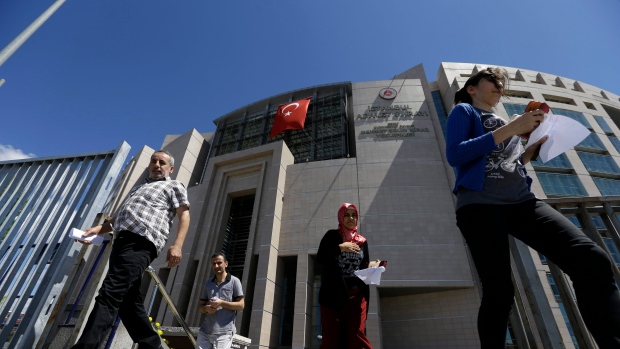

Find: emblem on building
<box><xmin>379</xmin><ymin>87</ymin><xmax>397</xmax><ymax>100</ymax></box>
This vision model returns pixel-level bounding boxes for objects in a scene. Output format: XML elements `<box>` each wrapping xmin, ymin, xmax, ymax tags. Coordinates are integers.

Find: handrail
<box><xmin>144</xmin><ymin>266</ymin><xmax>197</xmax><ymax>347</ymax></box>
<box><xmin>64</xmin><ymin>240</ymin><xmax>111</xmax><ymax>325</ymax></box>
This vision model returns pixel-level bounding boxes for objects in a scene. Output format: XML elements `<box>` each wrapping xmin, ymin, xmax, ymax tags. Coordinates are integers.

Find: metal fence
<box><xmin>0</xmin><ymin>142</ymin><xmax>130</xmax><ymax>348</ymax></box>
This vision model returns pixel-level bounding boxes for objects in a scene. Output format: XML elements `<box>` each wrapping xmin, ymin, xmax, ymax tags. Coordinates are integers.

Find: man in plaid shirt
<box><xmin>72</xmin><ymin>150</ymin><xmax>190</xmax><ymax>349</ymax></box>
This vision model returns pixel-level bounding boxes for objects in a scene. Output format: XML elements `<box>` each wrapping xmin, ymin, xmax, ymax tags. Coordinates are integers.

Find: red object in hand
<box><xmin>379</xmin><ymin>260</ymin><xmax>387</xmax><ymax>268</ymax></box>
<box><xmin>519</xmin><ymin>101</ymin><xmax>550</xmax><ymax>139</ymax></box>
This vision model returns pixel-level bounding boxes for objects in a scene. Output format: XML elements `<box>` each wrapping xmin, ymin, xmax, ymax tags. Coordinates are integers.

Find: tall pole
<box><xmin>0</xmin><ymin>0</ymin><xmax>67</xmax><ymax>69</ymax></box>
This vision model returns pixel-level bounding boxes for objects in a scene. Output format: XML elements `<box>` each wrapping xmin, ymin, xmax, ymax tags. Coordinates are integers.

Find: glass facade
<box><xmin>552</xmin><ymin>108</ymin><xmax>592</xmax><ymax>129</ymax></box>
<box><xmin>531</xmin><ymin>153</ymin><xmax>572</xmax><ymax>169</ymax></box>
<box><xmin>576</xmin><ymin>133</ymin><xmax>606</xmax><ymax>151</ymax></box>
<box><xmin>577</xmin><ymin>151</ymin><xmax>620</xmax><ymax>175</ymax></box>
<box><xmin>593</xmin><ymin>177</ymin><xmax>620</xmax><ymax>195</ymax></box>
<box><xmin>594</xmin><ymin>115</ymin><xmax>614</xmax><ymax>134</ymax></box>
<box><xmin>536</xmin><ymin>173</ymin><xmax>587</xmax><ymax>196</ymax></box>
<box><xmin>210</xmin><ymin>86</ymin><xmax>350</xmax><ymax>164</ymax></box>
<box><xmin>591</xmin><ymin>216</ymin><xmax>620</xmax><ymax>267</ymax></box>
<box><xmin>503</xmin><ymin>103</ymin><xmax>527</xmax><ymax>117</ymax></box>
<box><xmin>608</xmin><ymin>136</ymin><xmax>620</xmax><ymax>153</ymax></box>
<box><xmin>545</xmin><ymin>273</ymin><xmax>580</xmax><ymax>348</ymax></box>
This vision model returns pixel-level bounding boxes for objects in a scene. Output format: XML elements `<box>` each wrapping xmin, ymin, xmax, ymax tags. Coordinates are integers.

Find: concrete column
<box><xmin>292</xmin><ymin>253</ymin><xmax>312</xmax><ymax>349</ymax></box>
<box><xmin>366</xmin><ymin>286</ymin><xmax>382</xmax><ymax>349</ymax></box>
<box><xmin>247</xmin><ymin>242</ymin><xmax>280</xmax><ymax>348</ymax></box>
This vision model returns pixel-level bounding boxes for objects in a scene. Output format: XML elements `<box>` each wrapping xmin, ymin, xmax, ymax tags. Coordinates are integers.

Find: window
<box><xmin>531</xmin><ymin>153</ymin><xmax>572</xmax><ymax>169</ymax></box>
<box><xmin>577</xmin><ymin>152</ymin><xmax>620</xmax><ymax>175</ymax></box>
<box><xmin>222</xmin><ymin>195</ymin><xmax>255</xmax><ymax>280</ymax></box>
<box><xmin>568</xmin><ymin>216</ymin><xmax>581</xmax><ymax>228</ymax></box>
<box><xmin>546</xmin><ymin>273</ymin><xmax>562</xmax><ymax>302</ymax></box>
<box><xmin>210</xmin><ymin>87</ymin><xmax>350</xmax><ymax>164</ymax></box>
<box><xmin>536</xmin><ymin>173</ymin><xmax>587</xmax><ymax>196</ymax></box>
<box><xmin>591</xmin><ymin>216</ymin><xmax>620</xmax><ymax>267</ymax></box>
<box><xmin>603</xmin><ymin>237</ymin><xmax>620</xmax><ymax>267</ymax></box>
<box><xmin>575</xmin><ymin>133</ymin><xmax>606</xmax><ymax>152</ymax></box>
<box><xmin>503</xmin><ymin>103</ymin><xmax>527</xmax><ymax>117</ymax></box>
<box><xmin>503</xmin><ymin>90</ymin><xmax>533</xmax><ymax>99</ymax></box>
<box><xmin>538</xmin><ymin>252</ymin><xmax>548</xmax><ymax>265</ymax></box>
<box><xmin>553</xmin><ymin>108</ymin><xmax>592</xmax><ymax>129</ymax></box>
<box><xmin>584</xmin><ymin>102</ymin><xmax>596</xmax><ymax>110</ymax></box>
<box><xmin>593</xmin><ymin>177</ymin><xmax>620</xmax><ymax>195</ymax></box>
<box><xmin>542</xmin><ymin>94</ymin><xmax>576</xmax><ymax>106</ymax></box>
<box><xmin>609</xmin><ymin>136</ymin><xmax>620</xmax><ymax>153</ymax></box>
<box><xmin>594</xmin><ymin>115</ymin><xmax>614</xmax><ymax>134</ymax></box>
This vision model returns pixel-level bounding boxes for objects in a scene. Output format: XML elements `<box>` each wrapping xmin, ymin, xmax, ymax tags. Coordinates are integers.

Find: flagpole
<box><xmin>0</xmin><ymin>0</ymin><xmax>67</xmax><ymax>67</ymax></box>
<box><xmin>0</xmin><ymin>0</ymin><xmax>67</xmax><ymax>88</ymax></box>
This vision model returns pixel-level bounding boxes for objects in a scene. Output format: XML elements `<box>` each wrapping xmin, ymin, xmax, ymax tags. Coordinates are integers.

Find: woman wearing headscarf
<box><xmin>317</xmin><ymin>203</ymin><xmax>374</xmax><ymax>349</ymax></box>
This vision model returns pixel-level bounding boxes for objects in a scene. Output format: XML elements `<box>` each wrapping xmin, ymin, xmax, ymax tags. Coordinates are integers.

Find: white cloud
<box><xmin>0</xmin><ymin>144</ymin><xmax>36</xmax><ymax>161</ymax></box>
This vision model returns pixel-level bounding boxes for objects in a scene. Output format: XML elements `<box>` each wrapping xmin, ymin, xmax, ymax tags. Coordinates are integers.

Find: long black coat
<box><xmin>317</xmin><ymin>229</ymin><xmax>370</xmax><ymax>310</ymax></box>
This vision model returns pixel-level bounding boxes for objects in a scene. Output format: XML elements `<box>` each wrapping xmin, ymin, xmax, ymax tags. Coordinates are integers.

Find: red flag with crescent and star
<box><xmin>269</xmin><ymin>97</ymin><xmax>312</xmax><ymax>138</ymax></box>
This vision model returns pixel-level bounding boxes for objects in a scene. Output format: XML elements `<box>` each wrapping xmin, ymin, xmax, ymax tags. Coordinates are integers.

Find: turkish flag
<box><xmin>269</xmin><ymin>97</ymin><xmax>312</xmax><ymax>138</ymax></box>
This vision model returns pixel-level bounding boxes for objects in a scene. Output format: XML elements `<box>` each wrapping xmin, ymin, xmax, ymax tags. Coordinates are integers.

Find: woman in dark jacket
<box><xmin>317</xmin><ymin>203</ymin><xmax>373</xmax><ymax>349</ymax></box>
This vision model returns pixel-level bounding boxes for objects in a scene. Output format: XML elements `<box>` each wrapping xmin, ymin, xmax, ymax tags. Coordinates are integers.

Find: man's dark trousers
<box><xmin>72</xmin><ymin>231</ymin><xmax>161</xmax><ymax>349</ymax></box>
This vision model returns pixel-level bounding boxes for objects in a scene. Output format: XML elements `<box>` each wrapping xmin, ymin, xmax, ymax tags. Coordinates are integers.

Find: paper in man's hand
<box><xmin>68</xmin><ymin>227</ymin><xmax>104</xmax><ymax>245</ymax></box>
<box><xmin>524</xmin><ymin>114</ymin><xmax>590</xmax><ymax>163</ymax></box>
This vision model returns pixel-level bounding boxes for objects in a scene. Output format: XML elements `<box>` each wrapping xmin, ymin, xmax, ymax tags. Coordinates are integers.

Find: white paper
<box><xmin>354</xmin><ymin>266</ymin><xmax>385</xmax><ymax>285</ymax></box>
<box><xmin>524</xmin><ymin>114</ymin><xmax>591</xmax><ymax>163</ymax></box>
<box><xmin>68</xmin><ymin>227</ymin><xmax>104</xmax><ymax>245</ymax></box>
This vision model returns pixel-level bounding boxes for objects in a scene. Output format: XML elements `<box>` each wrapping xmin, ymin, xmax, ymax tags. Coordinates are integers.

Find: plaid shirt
<box><xmin>114</xmin><ymin>177</ymin><xmax>189</xmax><ymax>254</ymax></box>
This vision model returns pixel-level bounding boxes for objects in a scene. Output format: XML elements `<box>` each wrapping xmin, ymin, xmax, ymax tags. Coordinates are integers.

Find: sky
<box><xmin>1</xmin><ymin>0</ymin><xmax>619</xmax><ymax>161</ymax></box>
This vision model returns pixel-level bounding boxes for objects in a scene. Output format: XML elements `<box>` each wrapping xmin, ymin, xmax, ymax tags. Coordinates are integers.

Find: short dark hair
<box><xmin>211</xmin><ymin>252</ymin><xmax>227</xmax><ymax>261</ymax></box>
<box><xmin>453</xmin><ymin>67</ymin><xmax>510</xmax><ymax>106</ymax></box>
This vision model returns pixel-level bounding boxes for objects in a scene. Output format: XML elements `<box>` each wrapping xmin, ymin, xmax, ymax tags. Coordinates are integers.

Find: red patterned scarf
<box><xmin>337</xmin><ymin>203</ymin><xmax>366</xmax><ymax>246</ymax></box>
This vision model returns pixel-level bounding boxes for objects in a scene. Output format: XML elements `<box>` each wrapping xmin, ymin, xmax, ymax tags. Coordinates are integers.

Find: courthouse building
<box><xmin>100</xmin><ymin>62</ymin><xmax>620</xmax><ymax>349</ymax></box>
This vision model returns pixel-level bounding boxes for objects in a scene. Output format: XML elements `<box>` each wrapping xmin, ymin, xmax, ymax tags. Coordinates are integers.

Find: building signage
<box><xmin>379</xmin><ymin>87</ymin><xmax>397</xmax><ymax>100</ymax></box>
<box><xmin>356</xmin><ymin>105</ymin><xmax>429</xmax><ymax>120</ymax></box>
<box><xmin>361</xmin><ymin>122</ymin><xmax>430</xmax><ymax>138</ymax></box>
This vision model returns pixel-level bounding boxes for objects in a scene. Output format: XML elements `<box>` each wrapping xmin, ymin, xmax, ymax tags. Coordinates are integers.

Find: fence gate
<box><xmin>0</xmin><ymin>142</ymin><xmax>130</xmax><ymax>348</ymax></box>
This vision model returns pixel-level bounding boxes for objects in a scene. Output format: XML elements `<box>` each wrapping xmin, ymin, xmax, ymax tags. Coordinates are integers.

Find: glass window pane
<box><xmin>531</xmin><ymin>153</ymin><xmax>572</xmax><ymax>168</ymax></box>
<box><xmin>593</xmin><ymin>177</ymin><xmax>620</xmax><ymax>195</ymax></box>
<box><xmin>552</xmin><ymin>108</ymin><xmax>592</xmax><ymax>128</ymax></box>
<box><xmin>503</xmin><ymin>103</ymin><xmax>527</xmax><ymax>117</ymax></box>
<box><xmin>603</xmin><ymin>237</ymin><xmax>620</xmax><ymax>266</ymax></box>
<box><xmin>577</xmin><ymin>152</ymin><xmax>620</xmax><ymax>174</ymax></box>
<box><xmin>608</xmin><ymin>136</ymin><xmax>620</xmax><ymax>153</ymax></box>
<box><xmin>211</xmin><ymin>88</ymin><xmax>349</xmax><ymax>164</ymax></box>
<box><xmin>536</xmin><ymin>172</ymin><xmax>587</xmax><ymax>196</ymax></box>
<box><xmin>594</xmin><ymin>115</ymin><xmax>614</xmax><ymax>134</ymax></box>
<box><xmin>576</xmin><ymin>133</ymin><xmax>605</xmax><ymax>151</ymax></box>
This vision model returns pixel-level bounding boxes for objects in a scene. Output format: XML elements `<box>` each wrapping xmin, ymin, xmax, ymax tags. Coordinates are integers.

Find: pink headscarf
<box><xmin>337</xmin><ymin>203</ymin><xmax>366</xmax><ymax>246</ymax></box>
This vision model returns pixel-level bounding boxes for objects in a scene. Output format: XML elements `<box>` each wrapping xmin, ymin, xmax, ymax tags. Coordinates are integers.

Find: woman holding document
<box><xmin>446</xmin><ymin>67</ymin><xmax>620</xmax><ymax>348</ymax></box>
<box><xmin>317</xmin><ymin>203</ymin><xmax>374</xmax><ymax>349</ymax></box>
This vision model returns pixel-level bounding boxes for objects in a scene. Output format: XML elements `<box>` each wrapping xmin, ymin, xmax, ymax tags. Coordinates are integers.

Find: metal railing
<box><xmin>144</xmin><ymin>266</ymin><xmax>197</xmax><ymax>347</ymax></box>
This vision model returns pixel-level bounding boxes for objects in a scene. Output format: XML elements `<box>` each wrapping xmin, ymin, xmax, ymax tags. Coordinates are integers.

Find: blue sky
<box><xmin>1</xmin><ymin>0</ymin><xmax>619</xmax><ymax>161</ymax></box>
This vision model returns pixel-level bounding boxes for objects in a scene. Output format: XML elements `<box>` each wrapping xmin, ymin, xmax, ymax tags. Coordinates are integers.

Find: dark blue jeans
<box><xmin>457</xmin><ymin>199</ymin><xmax>620</xmax><ymax>349</ymax></box>
<box><xmin>72</xmin><ymin>231</ymin><xmax>161</xmax><ymax>349</ymax></box>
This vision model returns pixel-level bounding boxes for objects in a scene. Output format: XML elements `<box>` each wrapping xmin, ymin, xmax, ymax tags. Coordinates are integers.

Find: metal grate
<box><xmin>221</xmin><ymin>195</ymin><xmax>255</xmax><ymax>280</ymax></box>
<box><xmin>0</xmin><ymin>143</ymin><xmax>129</xmax><ymax>347</ymax></box>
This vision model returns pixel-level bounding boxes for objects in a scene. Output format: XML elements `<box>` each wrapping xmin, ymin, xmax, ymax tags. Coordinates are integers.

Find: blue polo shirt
<box><xmin>199</xmin><ymin>273</ymin><xmax>244</xmax><ymax>335</ymax></box>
